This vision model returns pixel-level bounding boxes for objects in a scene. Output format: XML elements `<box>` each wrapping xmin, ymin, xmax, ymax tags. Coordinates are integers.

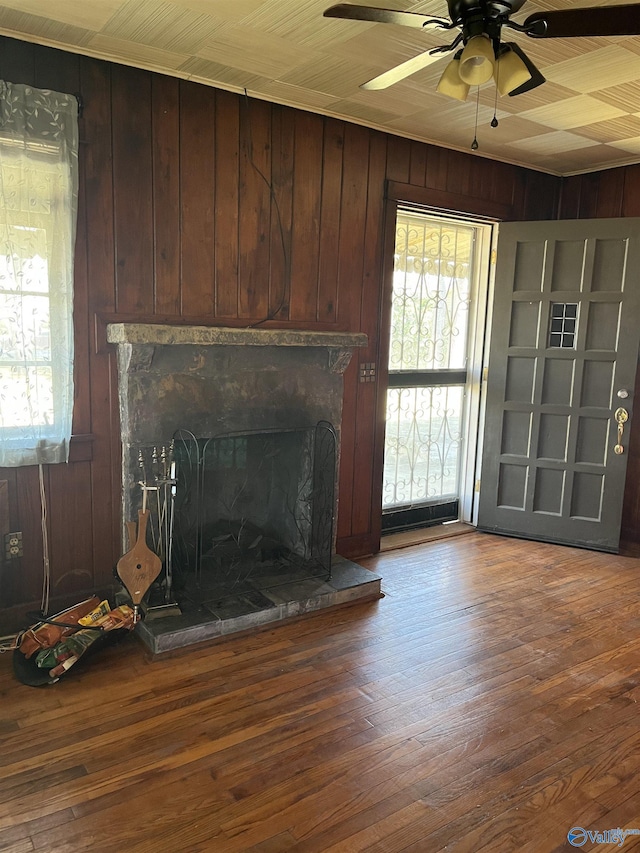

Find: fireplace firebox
<box><xmin>170</xmin><ymin>422</ymin><xmax>336</xmax><ymax>607</ymax></box>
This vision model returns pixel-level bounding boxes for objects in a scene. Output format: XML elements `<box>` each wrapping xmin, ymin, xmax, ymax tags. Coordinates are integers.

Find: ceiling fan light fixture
<box><xmin>502</xmin><ymin>42</ymin><xmax>546</xmax><ymax>96</ymax></box>
<box><xmin>436</xmin><ymin>52</ymin><xmax>470</xmax><ymax>101</ymax></box>
<box><xmin>458</xmin><ymin>35</ymin><xmax>495</xmax><ymax>85</ymax></box>
<box><xmin>494</xmin><ymin>45</ymin><xmax>531</xmax><ymax>96</ymax></box>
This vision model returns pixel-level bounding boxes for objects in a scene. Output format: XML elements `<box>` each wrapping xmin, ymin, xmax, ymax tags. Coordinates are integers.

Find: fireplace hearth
<box><xmin>107</xmin><ymin>324</ymin><xmax>382</xmax><ymax>653</ymax></box>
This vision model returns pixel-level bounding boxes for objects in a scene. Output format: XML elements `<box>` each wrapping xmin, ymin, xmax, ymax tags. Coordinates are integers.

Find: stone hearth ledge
<box><xmin>106</xmin><ymin>324</ymin><xmax>368</xmax><ymax>350</ymax></box>
<box><xmin>135</xmin><ymin>556</ymin><xmax>382</xmax><ymax>655</ymax></box>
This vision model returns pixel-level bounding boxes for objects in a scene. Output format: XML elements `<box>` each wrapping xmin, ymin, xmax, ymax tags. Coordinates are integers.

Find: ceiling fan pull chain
<box><xmin>491</xmin><ymin>55</ymin><xmax>500</xmax><ymax>127</ymax></box>
<box><xmin>471</xmin><ymin>86</ymin><xmax>480</xmax><ymax>150</ymax></box>
<box><xmin>491</xmin><ymin>66</ymin><xmax>499</xmax><ymax>128</ymax></box>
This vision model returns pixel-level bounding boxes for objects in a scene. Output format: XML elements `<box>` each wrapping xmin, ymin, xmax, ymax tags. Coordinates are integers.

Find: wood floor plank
<box><xmin>2</xmin><ymin>532</ymin><xmax>640</xmax><ymax>851</ymax></box>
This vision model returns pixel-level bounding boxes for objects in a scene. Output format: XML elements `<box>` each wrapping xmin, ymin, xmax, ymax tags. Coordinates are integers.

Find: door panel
<box><xmin>478</xmin><ymin>219</ymin><xmax>640</xmax><ymax>552</ymax></box>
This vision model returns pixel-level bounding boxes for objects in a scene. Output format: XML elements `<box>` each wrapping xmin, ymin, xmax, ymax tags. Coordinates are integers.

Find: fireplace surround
<box><xmin>107</xmin><ymin>323</ymin><xmax>382</xmax><ymax>652</ymax></box>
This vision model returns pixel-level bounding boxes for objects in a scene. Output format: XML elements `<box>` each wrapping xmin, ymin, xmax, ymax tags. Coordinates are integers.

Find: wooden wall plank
<box><xmin>385</xmin><ymin>136</ymin><xmax>411</xmax><ymax>184</ymax></box>
<box><xmin>72</xmin><ymin>100</ymin><xmax>92</xmax><ymax>439</ymax></box>
<box><xmin>507</xmin><ymin>168</ymin><xmax>527</xmax><ymax>221</ymax></box>
<box><xmin>446</xmin><ymin>150</ymin><xmax>472</xmax><ymax>198</ymax></box>
<box><xmin>489</xmin><ymin>160</ymin><xmax>519</xmax><ymax>207</ymax></box>
<box><xmin>477</xmin><ymin>153</ymin><xmax>497</xmax><ymax>203</ymax></box>
<box><xmin>621</xmin><ymin>165</ymin><xmax>640</xmax><ymax>217</ymax></box>
<box><xmin>47</xmin><ymin>462</ymin><xmax>94</xmax><ymax>597</ymax></box>
<box><xmin>577</xmin><ymin>173</ymin><xmax>601</xmax><ymax>218</ymax></box>
<box><xmin>558</xmin><ymin>175</ymin><xmax>582</xmax><ymax>219</ymax></box>
<box><xmin>214</xmin><ymin>90</ymin><xmax>240</xmax><ymax>319</ymax></box>
<box><xmin>0</xmin><ymin>481</ymin><xmax>8</xmax><ymax>537</ymax></box>
<box><xmin>409</xmin><ymin>140</ymin><xmax>427</xmax><ymax>187</ymax></box>
<box><xmin>317</xmin><ymin>119</ymin><xmax>344</xmax><ymax>325</ymax></box>
<box><xmin>82</xmin><ymin>58</ymin><xmax>116</xmax><ymax>317</ymax></box>
<box><xmin>0</xmin><ymin>470</ymin><xmax>19</xmax><ymax>609</ymax></box>
<box><xmin>81</xmin><ymin>56</ymin><xmax>119</xmax><ymax>590</ymax></box>
<box><xmin>336</xmin><ymin>124</ymin><xmax>370</xmax><ymax>329</ymax></box>
<box><xmin>425</xmin><ymin>144</ymin><xmax>449</xmax><ymax>192</ymax></box>
<box><xmin>517</xmin><ymin>170</ymin><xmax>560</xmax><ymax>222</ymax></box>
<box><xmin>0</xmin><ymin>479</ymin><xmax>11</xmax><ymax>608</ymax></box>
<box><xmin>336</xmin><ymin>124</ymin><xmax>371</xmax><ymax>540</ymax></box>
<box><xmin>0</xmin><ymin>35</ymin><xmax>35</xmax><ymax>83</ymax></box>
<box><xmin>179</xmin><ymin>81</ymin><xmax>216</xmax><ymax>316</ymax></box>
<box><xmin>152</xmin><ymin>75</ymin><xmax>181</xmax><ymax>316</ymax></box>
<box><xmin>593</xmin><ymin>169</ymin><xmax>624</xmax><ymax>218</ymax></box>
<box><xmin>15</xmin><ymin>466</ymin><xmax>44</xmax><ymax>606</ymax></box>
<box><xmin>468</xmin><ymin>151</ymin><xmax>489</xmax><ymax>201</ymax></box>
<box><xmin>238</xmin><ymin>96</ymin><xmax>271</xmax><ymax>320</ymax></box>
<box><xmin>289</xmin><ymin>111</ymin><xmax>324</xmax><ymax>322</ymax></box>
<box><xmin>268</xmin><ymin>104</ymin><xmax>294</xmax><ymax>322</ymax></box>
<box><xmin>33</xmin><ymin>42</ymin><xmax>80</xmax><ymax>95</ymax></box>
<box><xmin>111</xmin><ymin>65</ymin><xmax>154</xmax><ymax>314</ymax></box>
<box><xmin>351</xmin><ymin>132</ymin><xmax>387</xmax><ymax>538</ymax></box>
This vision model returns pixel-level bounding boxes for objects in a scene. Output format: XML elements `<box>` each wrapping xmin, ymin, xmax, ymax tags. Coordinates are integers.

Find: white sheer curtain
<box><xmin>0</xmin><ymin>82</ymin><xmax>78</xmax><ymax>467</ymax></box>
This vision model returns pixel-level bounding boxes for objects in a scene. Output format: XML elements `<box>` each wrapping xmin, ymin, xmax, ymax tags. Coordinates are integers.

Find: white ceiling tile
<box><xmin>519</xmin><ymin>95</ymin><xmax>626</xmax><ymax>131</ymax></box>
<box><xmin>543</xmin><ymin>45</ymin><xmax>640</xmax><ymax>93</ymax></box>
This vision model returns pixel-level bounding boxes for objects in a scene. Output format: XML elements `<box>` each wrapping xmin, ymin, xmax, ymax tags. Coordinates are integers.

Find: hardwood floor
<box><xmin>2</xmin><ymin>531</ymin><xmax>640</xmax><ymax>852</ymax></box>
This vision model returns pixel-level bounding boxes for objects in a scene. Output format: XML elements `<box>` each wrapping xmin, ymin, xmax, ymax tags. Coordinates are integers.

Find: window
<box><xmin>382</xmin><ymin>210</ymin><xmax>492</xmax><ymax>531</ymax></box>
<box><xmin>0</xmin><ymin>83</ymin><xmax>79</xmax><ymax>467</ymax></box>
<box><xmin>549</xmin><ymin>302</ymin><xmax>578</xmax><ymax>349</ymax></box>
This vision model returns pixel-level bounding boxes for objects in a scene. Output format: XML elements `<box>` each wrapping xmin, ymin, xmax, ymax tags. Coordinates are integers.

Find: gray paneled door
<box><xmin>477</xmin><ymin>219</ymin><xmax>640</xmax><ymax>552</ymax></box>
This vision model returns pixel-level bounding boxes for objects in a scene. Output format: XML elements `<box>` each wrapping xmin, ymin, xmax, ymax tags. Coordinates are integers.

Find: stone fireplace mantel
<box><xmin>106</xmin><ymin>323</ymin><xmax>367</xmax><ymax>353</ymax></box>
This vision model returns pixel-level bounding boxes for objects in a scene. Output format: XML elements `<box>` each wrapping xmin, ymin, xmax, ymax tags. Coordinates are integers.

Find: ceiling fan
<box><xmin>323</xmin><ymin>2</ymin><xmax>640</xmax><ymax>101</ymax></box>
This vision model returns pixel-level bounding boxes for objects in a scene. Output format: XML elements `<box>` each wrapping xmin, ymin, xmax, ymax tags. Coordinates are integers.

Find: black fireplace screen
<box><xmin>171</xmin><ymin>422</ymin><xmax>336</xmax><ymax>599</ymax></box>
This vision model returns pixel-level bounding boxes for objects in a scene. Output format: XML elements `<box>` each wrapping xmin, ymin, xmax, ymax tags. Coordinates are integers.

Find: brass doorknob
<box><xmin>614</xmin><ymin>407</ymin><xmax>629</xmax><ymax>454</ymax></box>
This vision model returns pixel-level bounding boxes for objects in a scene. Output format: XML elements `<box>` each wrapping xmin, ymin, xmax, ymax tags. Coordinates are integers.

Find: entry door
<box><xmin>477</xmin><ymin>218</ymin><xmax>640</xmax><ymax>552</ymax></box>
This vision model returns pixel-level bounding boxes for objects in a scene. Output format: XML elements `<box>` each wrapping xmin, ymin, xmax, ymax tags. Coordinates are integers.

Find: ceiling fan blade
<box><xmin>523</xmin><ymin>4</ymin><xmax>640</xmax><ymax>38</ymax></box>
<box><xmin>324</xmin><ymin>3</ymin><xmax>450</xmax><ymax>31</ymax></box>
<box><xmin>361</xmin><ymin>48</ymin><xmax>451</xmax><ymax>90</ymax></box>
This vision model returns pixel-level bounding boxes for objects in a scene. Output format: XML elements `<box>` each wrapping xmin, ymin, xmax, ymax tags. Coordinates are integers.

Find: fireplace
<box><xmin>107</xmin><ymin>324</ymin><xmax>382</xmax><ymax>652</ymax></box>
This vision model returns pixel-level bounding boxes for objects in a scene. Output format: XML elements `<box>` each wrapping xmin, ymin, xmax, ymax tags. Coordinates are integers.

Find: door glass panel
<box><xmin>383</xmin><ymin>211</ymin><xmax>490</xmax><ymax>524</ymax></box>
<box><xmin>548</xmin><ymin>303</ymin><xmax>578</xmax><ymax>348</ymax></box>
<box><xmin>383</xmin><ymin>385</ymin><xmax>463</xmax><ymax>508</ymax></box>
<box><xmin>389</xmin><ymin>214</ymin><xmax>473</xmax><ymax>372</ymax></box>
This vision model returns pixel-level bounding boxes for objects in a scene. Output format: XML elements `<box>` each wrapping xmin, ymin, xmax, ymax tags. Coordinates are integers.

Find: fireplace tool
<box><xmin>141</xmin><ymin>444</ymin><xmax>181</xmax><ymax>618</ymax></box>
<box><xmin>115</xmin><ymin>508</ymin><xmax>161</xmax><ymax>623</ymax></box>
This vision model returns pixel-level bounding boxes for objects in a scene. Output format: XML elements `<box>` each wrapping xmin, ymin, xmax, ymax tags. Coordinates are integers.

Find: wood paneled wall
<box><xmin>0</xmin><ymin>36</ymin><xmax>560</xmax><ymax>628</ymax></box>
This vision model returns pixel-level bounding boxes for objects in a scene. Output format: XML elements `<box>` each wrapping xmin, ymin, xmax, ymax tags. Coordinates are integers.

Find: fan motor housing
<box><xmin>448</xmin><ymin>0</ymin><xmax>526</xmax><ymax>27</ymax></box>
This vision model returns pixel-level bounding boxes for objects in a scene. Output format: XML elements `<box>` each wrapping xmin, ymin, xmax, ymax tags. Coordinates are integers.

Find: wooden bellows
<box><xmin>116</xmin><ymin>510</ymin><xmax>162</xmax><ymax>607</ymax></box>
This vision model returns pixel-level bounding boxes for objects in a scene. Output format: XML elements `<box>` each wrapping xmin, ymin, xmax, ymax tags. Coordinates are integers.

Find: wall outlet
<box><xmin>4</xmin><ymin>531</ymin><xmax>23</xmax><ymax>560</ymax></box>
